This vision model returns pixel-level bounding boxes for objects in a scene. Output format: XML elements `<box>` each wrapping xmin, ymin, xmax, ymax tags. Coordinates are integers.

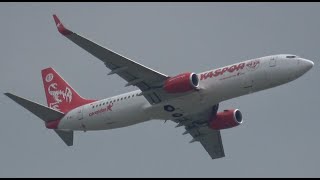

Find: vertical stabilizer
<box><xmin>41</xmin><ymin>67</ymin><xmax>95</xmax><ymax>113</ymax></box>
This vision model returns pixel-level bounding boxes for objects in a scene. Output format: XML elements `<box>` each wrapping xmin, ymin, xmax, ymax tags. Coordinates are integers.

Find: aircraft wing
<box><xmin>188</xmin><ymin>127</ymin><xmax>225</xmax><ymax>159</ymax></box>
<box><xmin>172</xmin><ymin>106</ymin><xmax>225</xmax><ymax>159</ymax></box>
<box><xmin>52</xmin><ymin>15</ymin><xmax>174</xmax><ymax>104</ymax></box>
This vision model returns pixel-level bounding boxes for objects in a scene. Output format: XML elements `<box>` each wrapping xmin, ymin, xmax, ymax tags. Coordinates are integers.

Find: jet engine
<box><xmin>209</xmin><ymin>109</ymin><xmax>243</xmax><ymax>130</ymax></box>
<box><xmin>163</xmin><ymin>72</ymin><xmax>199</xmax><ymax>93</ymax></box>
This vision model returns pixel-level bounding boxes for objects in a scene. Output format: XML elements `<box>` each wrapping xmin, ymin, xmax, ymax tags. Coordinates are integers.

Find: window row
<box><xmin>91</xmin><ymin>93</ymin><xmax>140</xmax><ymax>108</ymax></box>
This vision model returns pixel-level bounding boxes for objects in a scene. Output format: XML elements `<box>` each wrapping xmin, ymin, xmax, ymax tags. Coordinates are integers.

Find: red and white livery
<box><xmin>5</xmin><ymin>15</ymin><xmax>314</xmax><ymax>159</ymax></box>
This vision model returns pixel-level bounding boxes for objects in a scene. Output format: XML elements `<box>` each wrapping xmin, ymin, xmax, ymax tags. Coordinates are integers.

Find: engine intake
<box><xmin>209</xmin><ymin>109</ymin><xmax>243</xmax><ymax>130</ymax></box>
<box><xmin>163</xmin><ymin>72</ymin><xmax>199</xmax><ymax>93</ymax></box>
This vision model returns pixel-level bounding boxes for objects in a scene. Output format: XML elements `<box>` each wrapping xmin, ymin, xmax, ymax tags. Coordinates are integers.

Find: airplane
<box><xmin>4</xmin><ymin>15</ymin><xmax>314</xmax><ymax>159</ymax></box>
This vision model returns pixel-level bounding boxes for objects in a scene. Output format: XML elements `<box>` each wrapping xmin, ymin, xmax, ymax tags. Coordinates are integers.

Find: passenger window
<box><xmin>124</xmin><ymin>97</ymin><xmax>126</xmax><ymax>99</ymax></box>
<box><xmin>113</xmin><ymin>100</ymin><xmax>116</xmax><ymax>102</ymax></box>
<box><xmin>117</xmin><ymin>99</ymin><xmax>119</xmax><ymax>101</ymax></box>
<box><xmin>121</xmin><ymin>97</ymin><xmax>123</xmax><ymax>100</ymax></box>
<box><xmin>103</xmin><ymin>103</ymin><xmax>105</xmax><ymax>105</ymax></box>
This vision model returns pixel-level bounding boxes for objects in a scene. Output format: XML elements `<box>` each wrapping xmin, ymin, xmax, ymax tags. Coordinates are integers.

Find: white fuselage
<box><xmin>57</xmin><ymin>54</ymin><xmax>313</xmax><ymax>131</ymax></box>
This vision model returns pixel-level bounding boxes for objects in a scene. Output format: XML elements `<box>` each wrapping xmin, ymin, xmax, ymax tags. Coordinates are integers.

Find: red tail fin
<box><xmin>41</xmin><ymin>67</ymin><xmax>95</xmax><ymax>113</ymax></box>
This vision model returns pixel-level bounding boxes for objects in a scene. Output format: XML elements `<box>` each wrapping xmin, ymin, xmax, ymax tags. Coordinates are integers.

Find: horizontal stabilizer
<box><xmin>4</xmin><ymin>93</ymin><xmax>65</xmax><ymax>122</ymax></box>
<box><xmin>54</xmin><ymin>130</ymin><xmax>73</xmax><ymax>146</ymax></box>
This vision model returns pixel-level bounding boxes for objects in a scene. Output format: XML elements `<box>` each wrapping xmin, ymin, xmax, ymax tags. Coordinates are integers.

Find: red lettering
<box><xmin>200</xmin><ymin>71</ymin><xmax>215</xmax><ymax>80</ymax></box>
<box><xmin>237</xmin><ymin>63</ymin><xmax>245</xmax><ymax>70</ymax></box>
<box><xmin>228</xmin><ymin>65</ymin><xmax>236</xmax><ymax>73</ymax></box>
<box><xmin>89</xmin><ymin>107</ymin><xmax>107</xmax><ymax>117</ymax></box>
<box><xmin>213</xmin><ymin>69</ymin><xmax>221</xmax><ymax>77</ymax></box>
<box><xmin>200</xmin><ymin>62</ymin><xmax>246</xmax><ymax>80</ymax></box>
<box><xmin>221</xmin><ymin>67</ymin><xmax>228</xmax><ymax>75</ymax></box>
<box><xmin>200</xmin><ymin>73</ymin><xmax>208</xmax><ymax>80</ymax></box>
<box><xmin>107</xmin><ymin>103</ymin><xmax>113</xmax><ymax>111</ymax></box>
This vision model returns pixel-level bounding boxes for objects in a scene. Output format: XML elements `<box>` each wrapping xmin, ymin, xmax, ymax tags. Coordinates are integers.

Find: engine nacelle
<box><xmin>209</xmin><ymin>109</ymin><xmax>243</xmax><ymax>130</ymax></box>
<box><xmin>163</xmin><ymin>72</ymin><xmax>199</xmax><ymax>93</ymax></box>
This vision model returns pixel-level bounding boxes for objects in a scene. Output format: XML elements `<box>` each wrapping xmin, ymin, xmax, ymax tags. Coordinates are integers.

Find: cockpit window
<box><xmin>286</xmin><ymin>55</ymin><xmax>296</xmax><ymax>58</ymax></box>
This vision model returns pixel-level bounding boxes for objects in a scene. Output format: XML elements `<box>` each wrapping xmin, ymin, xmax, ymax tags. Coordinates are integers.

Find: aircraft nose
<box><xmin>300</xmin><ymin>58</ymin><xmax>314</xmax><ymax>72</ymax></box>
<box><xmin>297</xmin><ymin>58</ymin><xmax>314</xmax><ymax>76</ymax></box>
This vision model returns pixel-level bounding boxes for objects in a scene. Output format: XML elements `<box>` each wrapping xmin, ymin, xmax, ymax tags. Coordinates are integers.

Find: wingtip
<box><xmin>4</xmin><ymin>92</ymin><xmax>14</xmax><ymax>100</ymax></box>
<box><xmin>52</xmin><ymin>14</ymin><xmax>72</xmax><ymax>36</ymax></box>
<box><xmin>52</xmin><ymin>14</ymin><xmax>59</xmax><ymax>25</ymax></box>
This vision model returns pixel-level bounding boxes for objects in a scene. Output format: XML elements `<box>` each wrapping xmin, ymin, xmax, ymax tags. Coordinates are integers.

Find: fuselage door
<box><xmin>76</xmin><ymin>106</ymin><xmax>87</xmax><ymax>132</ymax></box>
<box><xmin>76</xmin><ymin>106</ymin><xmax>84</xmax><ymax>120</ymax></box>
<box><xmin>269</xmin><ymin>57</ymin><xmax>276</xmax><ymax>67</ymax></box>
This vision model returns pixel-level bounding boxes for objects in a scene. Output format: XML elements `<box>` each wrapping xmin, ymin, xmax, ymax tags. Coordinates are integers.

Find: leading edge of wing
<box><xmin>52</xmin><ymin>14</ymin><xmax>169</xmax><ymax>78</ymax></box>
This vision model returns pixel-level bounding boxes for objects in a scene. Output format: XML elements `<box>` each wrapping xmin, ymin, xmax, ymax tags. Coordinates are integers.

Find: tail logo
<box><xmin>46</xmin><ymin>73</ymin><xmax>54</xmax><ymax>83</ymax></box>
<box><xmin>48</xmin><ymin>83</ymin><xmax>73</xmax><ymax>111</ymax></box>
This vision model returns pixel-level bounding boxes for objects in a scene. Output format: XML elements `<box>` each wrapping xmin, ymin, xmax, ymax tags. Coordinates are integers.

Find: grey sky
<box><xmin>1</xmin><ymin>2</ymin><xmax>319</xmax><ymax>178</ymax></box>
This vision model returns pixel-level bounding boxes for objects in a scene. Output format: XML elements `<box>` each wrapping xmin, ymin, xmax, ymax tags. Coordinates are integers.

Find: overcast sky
<box><xmin>1</xmin><ymin>2</ymin><xmax>320</xmax><ymax>178</ymax></box>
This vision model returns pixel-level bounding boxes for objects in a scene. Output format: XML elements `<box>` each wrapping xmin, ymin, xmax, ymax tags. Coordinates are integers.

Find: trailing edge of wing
<box><xmin>51</xmin><ymin>14</ymin><xmax>168</xmax><ymax>80</ymax></box>
<box><xmin>52</xmin><ymin>14</ymin><xmax>171</xmax><ymax>105</ymax></box>
<box><xmin>173</xmin><ymin>108</ymin><xmax>225</xmax><ymax>159</ymax></box>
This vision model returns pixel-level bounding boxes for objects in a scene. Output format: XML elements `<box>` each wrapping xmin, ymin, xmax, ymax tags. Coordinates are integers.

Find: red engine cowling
<box><xmin>163</xmin><ymin>72</ymin><xmax>199</xmax><ymax>93</ymax></box>
<box><xmin>209</xmin><ymin>109</ymin><xmax>243</xmax><ymax>130</ymax></box>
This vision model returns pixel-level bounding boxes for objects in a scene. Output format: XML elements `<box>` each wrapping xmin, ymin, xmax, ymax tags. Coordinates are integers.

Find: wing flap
<box><xmin>189</xmin><ymin>127</ymin><xmax>225</xmax><ymax>159</ymax></box>
<box><xmin>52</xmin><ymin>15</ymin><xmax>205</xmax><ymax>105</ymax></box>
<box><xmin>173</xmin><ymin>105</ymin><xmax>225</xmax><ymax>159</ymax></box>
<box><xmin>52</xmin><ymin>15</ymin><xmax>169</xmax><ymax>104</ymax></box>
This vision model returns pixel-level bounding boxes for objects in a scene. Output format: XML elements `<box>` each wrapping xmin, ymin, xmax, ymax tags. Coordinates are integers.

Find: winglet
<box><xmin>52</xmin><ymin>14</ymin><xmax>72</xmax><ymax>36</ymax></box>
